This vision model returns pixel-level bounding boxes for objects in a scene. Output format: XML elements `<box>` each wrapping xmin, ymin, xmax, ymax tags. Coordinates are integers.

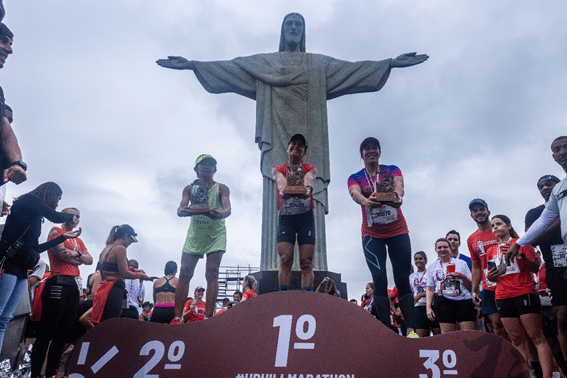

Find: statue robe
<box><xmin>192</xmin><ymin>52</ymin><xmax>392</xmax><ymax>271</ymax></box>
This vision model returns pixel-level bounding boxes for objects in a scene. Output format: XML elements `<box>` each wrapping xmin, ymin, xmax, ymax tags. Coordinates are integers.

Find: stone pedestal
<box><xmin>250</xmin><ymin>270</ymin><xmax>347</xmax><ymax>299</ymax></box>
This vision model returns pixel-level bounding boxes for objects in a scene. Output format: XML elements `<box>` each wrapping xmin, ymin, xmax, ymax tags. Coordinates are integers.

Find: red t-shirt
<box><xmin>184</xmin><ymin>299</ymin><xmax>206</xmax><ymax>323</ymax></box>
<box><xmin>537</xmin><ymin>264</ymin><xmax>547</xmax><ymax>292</ymax></box>
<box><xmin>485</xmin><ymin>238</ymin><xmax>538</xmax><ymax>300</ymax></box>
<box><xmin>388</xmin><ymin>286</ymin><xmax>399</xmax><ymax>304</ymax></box>
<box><xmin>47</xmin><ymin>226</ymin><xmax>87</xmax><ymax>276</ymax></box>
<box><xmin>467</xmin><ymin>228</ymin><xmax>498</xmax><ymax>291</ymax></box>
<box><xmin>242</xmin><ymin>289</ymin><xmax>257</xmax><ymax>300</ymax></box>
<box><xmin>274</xmin><ymin>163</ymin><xmax>315</xmax><ymax>211</ymax></box>
<box><xmin>347</xmin><ymin>166</ymin><xmax>409</xmax><ymax>239</ymax></box>
<box><xmin>215</xmin><ymin>307</ymin><xmax>228</xmax><ymax>315</ymax></box>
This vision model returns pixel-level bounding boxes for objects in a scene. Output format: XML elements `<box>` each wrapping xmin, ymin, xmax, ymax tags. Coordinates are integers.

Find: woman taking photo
<box><xmin>316</xmin><ymin>276</ymin><xmax>337</xmax><ymax>296</ymax></box>
<box><xmin>410</xmin><ymin>251</ymin><xmax>440</xmax><ymax>337</ymax></box>
<box><xmin>241</xmin><ymin>275</ymin><xmax>257</xmax><ymax>301</ymax></box>
<box><xmin>151</xmin><ymin>260</ymin><xmax>178</xmax><ymax>324</ymax></box>
<box><xmin>90</xmin><ymin>224</ymin><xmax>150</xmax><ymax>325</ymax></box>
<box><xmin>273</xmin><ymin>134</ymin><xmax>316</xmax><ymax>291</ymax></box>
<box><xmin>0</xmin><ymin>182</ymin><xmax>79</xmax><ymax>354</ymax></box>
<box><xmin>425</xmin><ymin>238</ymin><xmax>476</xmax><ymax>333</ymax></box>
<box><xmin>486</xmin><ymin>215</ymin><xmax>553</xmax><ymax>378</ymax></box>
<box><xmin>348</xmin><ymin>137</ymin><xmax>414</xmax><ymax>334</ymax></box>
<box><xmin>30</xmin><ymin>207</ymin><xmax>93</xmax><ymax>378</ymax></box>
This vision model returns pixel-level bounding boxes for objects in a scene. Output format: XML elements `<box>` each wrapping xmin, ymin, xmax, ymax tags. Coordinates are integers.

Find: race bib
<box><xmin>416</xmin><ymin>286</ymin><xmax>426</xmax><ymax>305</ymax></box>
<box><xmin>281</xmin><ymin>196</ymin><xmax>311</xmax><ymax>216</ymax></box>
<box><xmin>551</xmin><ymin>244</ymin><xmax>567</xmax><ymax>268</ymax></box>
<box><xmin>365</xmin><ymin>205</ymin><xmax>398</xmax><ymax>226</ymax></box>
<box><xmin>440</xmin><ymin>279</ymin><xmax>461</xmax><ymax>297</ymax></box>
<box><xmin>75</xmin><ymin>276</ymin><xmax>83</xmax><ymax>292</ymax></box>
<box><xmin>497</xmin><ymin>254</ymin><xmax>520</xmax><ymax>276</ymax></box>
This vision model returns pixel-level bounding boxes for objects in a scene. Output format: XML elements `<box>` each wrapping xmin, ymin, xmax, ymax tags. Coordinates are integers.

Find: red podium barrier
<box><xmin>68</xmin><ymin>291</ymin><xmax>529</xmax><ymax>378</ymax></box>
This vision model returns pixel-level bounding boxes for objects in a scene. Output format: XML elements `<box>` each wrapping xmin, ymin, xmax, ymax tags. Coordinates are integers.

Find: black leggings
<box><xmin>31</xmin><ymin>276</ymin><xmax>80</xmax><ymax>378</ymax></box>
<box><xmin>362</xmin><ymin>233</ymin><xmax>414</xmax><ymax>330</ymax></box>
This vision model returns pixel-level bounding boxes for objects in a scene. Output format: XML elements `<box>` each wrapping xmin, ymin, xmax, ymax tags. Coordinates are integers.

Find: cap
<box><xmin>116</xmin><ymin>224</ymin><xmax>137</xmax><ymax>242</ymax></box>
<box><xmin>195</xmin><ymin>286</ymin><xmax>205</xmax><ymax>292</ymax></box>
<box><xmin>537</xmin><ymin>175</ymin><xmax>560</xmax><ymax>187</ymax></box>
<box><xmin>194</xmin><ymin>154</ymin><xmax>217</xmax><ymax>167</ymax></box>
<box><xmin>360</xmin><ymin>137</ymin><xmax>381</xmax><ymax>155</ymax></box>
<box><xmin>468</xmin><ymin>198</ymin><xmax>488</xmax><ymax>210</ymax></box>
<box><xmin>289</xmin><ymin>134</ymin><xmax>307</xmax><ymax>148</ymax></box>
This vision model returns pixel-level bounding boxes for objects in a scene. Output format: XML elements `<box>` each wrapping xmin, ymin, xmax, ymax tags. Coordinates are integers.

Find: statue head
<box><xmin>279</xmin><ymin>12</ymin><xmax>306</xmax><ymax>52</ymax></box>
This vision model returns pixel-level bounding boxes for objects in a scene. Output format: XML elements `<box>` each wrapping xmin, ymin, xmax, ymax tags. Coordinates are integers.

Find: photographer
<box><xmin>0</xmin><ymin>182</ymin><xmax>79</xmax><ymax>354</ymax></box>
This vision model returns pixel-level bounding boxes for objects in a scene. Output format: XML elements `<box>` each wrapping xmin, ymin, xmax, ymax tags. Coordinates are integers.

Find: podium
<box><xmin>68</xmin><ymin>291</ymin><xmax>529</xmax><ymax>378</ymax></box>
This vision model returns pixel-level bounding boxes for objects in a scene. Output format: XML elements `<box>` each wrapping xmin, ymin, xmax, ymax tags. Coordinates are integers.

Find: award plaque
<box><xmin>188</xmin><ymin>180</ymin><xmax>211</xmax><ymax>213</ymax></box>
<box><xmin>369</xmin><ymin>169</ymin><xmax>398</xmax><ymax>204</ymax></box>
<box><xmin>283</xmin><ymin>164</ymin><xmax>307</xmax><ymax>196</ymax></box>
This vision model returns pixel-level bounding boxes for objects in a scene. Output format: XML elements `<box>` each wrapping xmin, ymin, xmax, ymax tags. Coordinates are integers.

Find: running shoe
<box><xmin>407</xmin><ymin>331</ymin><xmax>419</xmax><ymax>338</ymax></box>
<box><xmin>170</xmin><ymin>317</ymin><xmax>183</xmax><ymax>325</ymax></box>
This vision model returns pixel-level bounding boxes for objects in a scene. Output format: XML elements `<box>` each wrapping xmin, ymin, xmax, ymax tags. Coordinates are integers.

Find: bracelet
<box><xmin>75</xmin><ymin>251</ymin><xmax>82</xmax><ymax>260</ymax></box>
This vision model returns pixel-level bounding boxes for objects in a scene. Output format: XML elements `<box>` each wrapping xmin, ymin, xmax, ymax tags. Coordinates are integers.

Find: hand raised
<box><xmin>391</xmin><ymin>52</ymin><xmax>429</xmax><ymax>68</ymax></box>
<box><xmin>156</xmin><ymin>56</ymin><xmax>195</xmax><ymax>70</ymax></box>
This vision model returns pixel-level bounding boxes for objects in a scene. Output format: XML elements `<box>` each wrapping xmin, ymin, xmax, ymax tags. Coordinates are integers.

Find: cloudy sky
<box><xmin>1</xmin><ymin>1</ymin><xmax>566</xmax><ymax>302</ymax></box>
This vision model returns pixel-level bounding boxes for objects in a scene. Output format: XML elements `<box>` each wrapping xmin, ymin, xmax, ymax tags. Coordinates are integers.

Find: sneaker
<box><xmin>407</xmin><ymin>331</ymin><xmax>419</xmax><ymax>338</ymax></box>
<box><xmin>170</xmin><ymin>317</ymin><xmax>183</xmax><ymax>325</ymax></box>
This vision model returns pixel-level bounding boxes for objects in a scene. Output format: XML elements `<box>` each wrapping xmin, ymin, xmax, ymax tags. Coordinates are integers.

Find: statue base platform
<box><xmin>250</xmin><ymin>270</ymin><xmax>347</xmax><ymax>298</ymax></box>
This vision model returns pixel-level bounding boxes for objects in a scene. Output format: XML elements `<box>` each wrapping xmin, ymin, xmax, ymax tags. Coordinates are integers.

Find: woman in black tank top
<box><xmin>81</xmin><ymin>225</ymin><xmax>151</xmax><ymax>329</ymax></box>
<box><xmin>151</xmin><ymin>261</ymin><xmax>178</xmax><ymax>323</ymax></box>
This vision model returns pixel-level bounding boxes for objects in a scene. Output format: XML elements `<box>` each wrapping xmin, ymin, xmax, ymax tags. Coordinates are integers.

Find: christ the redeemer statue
<box><xmin>157</xmin><ymin>12</ymin><xmax>427</xmax><ymax>272</ymax></box>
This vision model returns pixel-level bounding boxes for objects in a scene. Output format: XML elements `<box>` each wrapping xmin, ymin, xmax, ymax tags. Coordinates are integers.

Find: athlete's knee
<box><xmin>507</xmin><ymin>332</ymin><xmax>525</xmax><ymax>347</ymax></box>
<box><xmin>178</xmin><ymin>266</ymin><xmax>194</xmax><ymax>281</ymax></box>
<box><xmin>205</xmin><ymin>268</ymin><xmax>219</xmax><ymax>283</ymax></box>
<box><xmin>530</xmin><ymin>333</ymin><xmax>548</xmax><ymax>347</ymax></box>
<box><xmin>279</xmin><ymin>253</ymin><xmax>293</xmax><ymax>269</ymax></box>
<box><xmin>299</xmin><ymin>257</ymin><xmax>313</xmax><ymax>272</ymax></box>
<box><xmin>556</xmin><ymin>308</ymin><xmax>567</xmax><ymax>330</ymax></box>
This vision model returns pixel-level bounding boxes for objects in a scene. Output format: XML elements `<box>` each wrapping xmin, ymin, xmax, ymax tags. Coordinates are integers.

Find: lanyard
<box><xmin>287</xmin><ymin>162</ymin><xmax>303</xmax><ymax>176</ymax></box>
<box><xmin>439</xmin><ymin>259</ymin><xmax>453</xmax><ymax>280</ymax></box>
<box><xmin>364</xmin><ymin>167</ymin><xmax>379</xmax><ymax>194</ymax></box>
<box><xmin>496</xmin><ymin>237</ymin><xmax>513</xmax><ymax>263</ymax></box>
<box><xmin>416</xmin><ymin>270</ymin><xmax>426</xmax><ymax>285</ymax></box>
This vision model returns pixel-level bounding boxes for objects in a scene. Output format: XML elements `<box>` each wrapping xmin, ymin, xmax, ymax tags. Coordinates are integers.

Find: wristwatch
<box><xmin>10</xmin><ymin>160</ymin><xmax>27</xmax><ymax>171</ymax></box>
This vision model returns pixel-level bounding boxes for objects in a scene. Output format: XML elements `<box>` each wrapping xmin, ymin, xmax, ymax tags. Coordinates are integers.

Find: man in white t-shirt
<box><xmin>509</xmin><ymin>136</ymin><xmax>567</xmax><ymax>359</ymax></box>
<box><xmin>510</xmin><ymin>136</ymin><xmax>567</xmax><ymax>254</ymax></box>
<box><xmin>124</xmin><ymin>259</ymin><xmax>145</xmax><ymax>319</ymax></box>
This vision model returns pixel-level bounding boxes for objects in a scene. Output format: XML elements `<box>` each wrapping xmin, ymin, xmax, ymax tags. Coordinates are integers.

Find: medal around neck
<box><xmin>283</xmin><ymin>164</ymin><xmax>307</xmax><ymax>196</ymax></box>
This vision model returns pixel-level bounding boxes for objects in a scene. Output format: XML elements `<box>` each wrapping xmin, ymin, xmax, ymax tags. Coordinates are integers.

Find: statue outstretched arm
<box><xmin>156</xmin><ymin>56</ymin><xmax>195</xmax><ymax>70</ymax></box>
<box><xmin>390</xmin><ymin>52</ymin><xmax>428</xmax><ymax>68</ymax></box>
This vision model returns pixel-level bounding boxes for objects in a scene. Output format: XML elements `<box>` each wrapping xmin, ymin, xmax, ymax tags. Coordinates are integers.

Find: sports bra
<box><xmin>99</xmin><ymin>245</ymin><xmax>120</xmax><ymax>273</ymax></box>
<box><xmin>155</xmin><ymin>277</ymin><xmax>176</xmax><ymax>294</ymax></box>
